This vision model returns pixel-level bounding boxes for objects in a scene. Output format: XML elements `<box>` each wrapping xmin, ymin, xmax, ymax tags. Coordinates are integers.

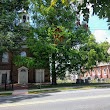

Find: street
<box><xmin>0</xmin><ymin>88</ymin><xmax>110</xmax><ymax>110</ymax></box>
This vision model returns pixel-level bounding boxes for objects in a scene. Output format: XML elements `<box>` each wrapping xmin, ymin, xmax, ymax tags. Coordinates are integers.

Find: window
<box><xmin>98</xmin><ymin>68</ymin><xmax>100</xmax><ymax>72</ymax></box>
<box><xmin>97</xmin><ymin>68</ymin><xmax>101</xmax><ymax>75</ymax></box>
<box><xmin>104</xmin><ymin>68</ymin><xmax>106</xmax><ymax>72</ymax></box>
<box><xmin>21</xmin><ymin>69</ymin><xmax>26</xmax><ymax>72</ymax></box>
<box><xmin>20</xmin><ymin>51</ymin><xmax>27</xmax><ymax>57</ymax></box>
<box><xmin>23</xmin><ymin>15</ymin><xmax>26</xmax><ymax>23</ymax></box>
<box><xmin>104</xmin><ymin>68</ymin><xmax>106</xmax><ymax>75</ymax></box>
<box><xmin>2</xmin><ymin>52</ymin><xmax>9</xmax><ymax>63</ymax></box>
<box><xmin>92</xmin><ymin>70</ymin><xmax>94</xmax><ymax>72</ymax></box>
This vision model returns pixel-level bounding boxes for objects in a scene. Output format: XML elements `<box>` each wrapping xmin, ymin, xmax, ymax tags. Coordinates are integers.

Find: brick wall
<box><xmin>0</xmin><ymin>51</ymin><xmax>50</xmax><ymax>84</ymax></box>
<box><xmin>85</xmin><ymin>65</ymin><xmax>110</xmax><ymax>79</ymax></box>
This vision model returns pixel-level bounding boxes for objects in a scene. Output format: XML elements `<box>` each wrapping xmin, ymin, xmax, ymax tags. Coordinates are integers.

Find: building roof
<box><xmin>97</xmin><ymin>62</ymin><xmax>110</xmax><ymax>67</ymax></box>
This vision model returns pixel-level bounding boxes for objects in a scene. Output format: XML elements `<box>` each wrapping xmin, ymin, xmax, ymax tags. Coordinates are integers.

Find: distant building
<box><xmin>84</xmin><ymin>62</ymin><xmax>110</xmax><ymax>79</ymax></box>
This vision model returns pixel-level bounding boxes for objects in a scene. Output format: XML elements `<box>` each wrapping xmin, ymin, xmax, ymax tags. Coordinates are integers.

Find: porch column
<box><xmin>7</xmin><ymin>70</ymin><xmax>10</xmax><ymax>84</ymax></box>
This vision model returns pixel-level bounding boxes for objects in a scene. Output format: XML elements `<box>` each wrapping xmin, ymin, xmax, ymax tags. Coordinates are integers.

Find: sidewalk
<box><xmin>12</xmin><ymin>84</ymin><xmax>28</xmax><ymax>95</ymax></box>
<box><xmin>0</xmin><ymin>89</ymin><xmax>28</xmax><ymax>96</ymax></box>
<box><xmin>0</xmin><ymin>84</ymin><xmax>28</xmax><ymax>96</ymax></box>
<box><xmin>1</xmin><ymin>83</ymin><xmax>110</xmax><ymax>96</ymax></box>
<box><xmin>12</xmin><ymin>89</ymin><xmax>28</xmax><ymax>95</ymax></box>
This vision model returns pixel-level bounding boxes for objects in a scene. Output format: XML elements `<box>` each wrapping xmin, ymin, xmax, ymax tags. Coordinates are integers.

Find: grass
<box><xmin>0</xmin><ymin>92</ymin><xmax>12</xmax><ymax>96</ymax></box>
<box><xmin>29</xmin><ymin>89</ymin><xmax>60</xmax><ymax>94</ymax></box>
<box><xmin>28</xmin><ymin>82</ymin><xmax>110</xmax><ymax>89</ymax></box>
<box><xmin>28</xmin><ymin>86</ymin><xmax>95</xmax><ymax>94</ymax></box>
<box><xmin>28</xmin><ymin>82</ymin><xmax>110</xmax><ymax>94</ymax></box>
<box><xmin>1</xmin><ymin>80</ymin><xmax>110</xmax><ymax>96</ymax></box>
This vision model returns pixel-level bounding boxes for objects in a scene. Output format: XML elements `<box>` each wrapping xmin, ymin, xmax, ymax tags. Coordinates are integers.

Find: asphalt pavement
<box><xmin>0</xmin><ymin>88</ymin><xmax>110</xmax><ymax>110</ymax></box>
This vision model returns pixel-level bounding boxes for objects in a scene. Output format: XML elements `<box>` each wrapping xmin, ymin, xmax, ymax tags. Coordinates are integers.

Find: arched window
<box><xmin>21</xmin><ymin>69</ymin><xmax>26</xmax><ymax>72</ymax></box>
<box><xmin>23</xmin><ymin>15</ymin><xmax>26</xmax><ymax>23</ymax></box>
<box><xmin>20</xmin><ymin>51</ymin><xmax>27</xmax><ymax>57</ymax></box>
<box><xmin>2</xmin><ymin>52</ymin><xmax>9</xmax><ymax>63</ymax></box>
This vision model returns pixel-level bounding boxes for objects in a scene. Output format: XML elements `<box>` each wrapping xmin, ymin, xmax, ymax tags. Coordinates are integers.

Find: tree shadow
<box><xmin>0</xmin><ymin>93</ymin><xmax>51</xmax><ymax>104</ymax></box>
<box><xmin>0</xmin><ymin>88</ymin><xmax>62</xmax><ymax>105</ymax></box>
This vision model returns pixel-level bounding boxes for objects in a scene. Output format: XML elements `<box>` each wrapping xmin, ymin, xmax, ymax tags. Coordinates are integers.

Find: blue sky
<box><xmin>88</xmin><ymin>15</ymin><xmax>110</xmax><ymax>43</ymax></box>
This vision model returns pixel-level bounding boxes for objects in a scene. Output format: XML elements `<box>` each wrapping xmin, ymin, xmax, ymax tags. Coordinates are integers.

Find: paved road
<box><xmin>0</xmin><ymin>88</ymin><xmax>110</xmax><ymax>110</ymax></box>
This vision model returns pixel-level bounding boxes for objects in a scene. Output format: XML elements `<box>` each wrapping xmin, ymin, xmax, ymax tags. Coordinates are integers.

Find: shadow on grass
<box><xmin>28</xmin><ymin>83</ymin><xmax>110</xmax><ymax>90</ymax></box>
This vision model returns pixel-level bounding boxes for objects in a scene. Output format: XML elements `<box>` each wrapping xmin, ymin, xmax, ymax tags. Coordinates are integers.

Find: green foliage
<box><xmin>50</xmin><ymin>0</ymin><xmax>76</xmax><ymax>6</ymax></box>
<box><xmin>13</xmin><ymin>56</ymin><xmax>35</xmax><ymax>68</ymax></box>
<box><xmin>29</xmin><ymin>0</ymin><xmax>92</xmax><ymax>82</ymax></box>
<box><xmin>50</xmin><ymin>0</ymin><xmax>110</xmax><ymax>27</ymax></box>
<box><xmin>99</xmin><ymin>41</ymin><xmax>110</xmax><ymax>62</ymax></box>
<box><xmin>28</xmin><ymin>0</ymin><xmax>110</xmax><ymax>84</ymax></box>
<box><xmin>78</xmin><ymin>0</ymin><xmax>110</xmax><ymax>28</ymax></box>
<box><xmin>79</xmin><ymin>35</ymin><xmax>110</xmax><ymax>72</ymax></box>
<box><xmin>27</xmin><ymin>37</ymin><xmax>50</xmax><ymax>68</ymax></box>
<box><xmin>0</xmin><ymin>0</ymin><xmax>30</xmax><ymax>53</ymax></box>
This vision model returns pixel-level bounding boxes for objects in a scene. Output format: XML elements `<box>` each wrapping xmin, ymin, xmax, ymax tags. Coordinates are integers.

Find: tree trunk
<box><xmin>52</xmin><ymin>53</ymin><xmax>57</xmax><ymax>85</ymax></box>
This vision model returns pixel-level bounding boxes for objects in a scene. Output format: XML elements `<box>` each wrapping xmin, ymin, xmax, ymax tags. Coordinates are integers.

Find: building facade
<box><xmin>0</xmin><ymin>51</ymin><xmax>50</xmax><ymax>85</ymax></box>
<box><xmin>85</xmin><ymin>63</ymin><xmax>110</xmax><ymax>80</ymax></box>
<box><xmin>0</xmin><ymin>8</ymin><xmax>50</xmax><ymax>85</ymax></box>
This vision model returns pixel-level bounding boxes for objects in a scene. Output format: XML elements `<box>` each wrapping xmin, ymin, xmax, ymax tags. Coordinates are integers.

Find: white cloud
<box><xmin>93</xmin><ymin>30</ymin><xmax>110</xmax><ymax>43</ymax></box>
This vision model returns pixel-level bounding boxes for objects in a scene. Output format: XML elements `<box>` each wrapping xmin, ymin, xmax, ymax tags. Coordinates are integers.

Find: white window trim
<box><xmin>2</xmin><ymin>52</ymin><xmax>9</xmax><ymax>63</ymax></box>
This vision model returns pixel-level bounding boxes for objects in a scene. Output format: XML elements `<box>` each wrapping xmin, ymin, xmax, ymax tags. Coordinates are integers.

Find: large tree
<box><xmin>28</xmin><ymin>0</ymin><xmax>110</xmax><ymax>85</ymax></box>
<box><xmin>28</xmin><ymin>0</ymin><xmax>91</xmax><ymax>84</ymax></box>
<box><xmin>51</xmin><ymin>0</ymin><xmax>110</xmax><ymax>28</ymax></box>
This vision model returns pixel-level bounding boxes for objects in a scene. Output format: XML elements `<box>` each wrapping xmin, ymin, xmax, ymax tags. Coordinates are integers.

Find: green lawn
<box><xmin>28</xmin><ymin>86</ymin><xmax>95</xmax><ymax>94</ymax></box>
<box><xmin>28</xmin><ymin>83</ymin><xmax>110</xmax><ymax>94</ymax></box>
<box><xmin>0</xmin><ymin>92</ymin><xmax>12</xmax><ymax>96</ymax></box>
<box><xmin>28</xmin><ymin>82</ymin><xmax>110</xmax><ymax>89</ymax></box>
<box><xmin>1</xmin><ymin>82</ymin><xmax>110</xmax><ymax>96</ymax></box>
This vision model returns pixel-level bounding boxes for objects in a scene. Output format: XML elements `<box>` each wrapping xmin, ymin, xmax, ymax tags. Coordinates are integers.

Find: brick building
<box><xmin>0</xmin><ymin>8</ymin><xmax>50</xmax><ymax>85</ymax></box>
<box><xmin>0</xmin><ymin>50</ymin><xmax>50</xmax><ymax>85</ymax></box>
<box><xmin>85</xmin><ymin>62</ymin><xmax>110</xmax><ymax>80</ymax></box>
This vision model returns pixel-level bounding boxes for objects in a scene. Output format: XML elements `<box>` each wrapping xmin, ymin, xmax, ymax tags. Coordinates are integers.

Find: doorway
<box><xmin>18</xmin><ymin>67</ymin><xmax>28</xmax><ymax>84</ymax></box>
<box><xmin>2</xmin><ymin>74</ymin><xmax>7</xmax><ymax>84</ymax></box>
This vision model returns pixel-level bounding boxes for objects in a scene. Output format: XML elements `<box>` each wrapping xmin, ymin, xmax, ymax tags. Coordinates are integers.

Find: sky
<box><xmin>79</xmin><ymin>2</ymin><xmax>110</xmax><ymax>43</ymax></box>
<box><xmin>88</xmin><ymin>15</ymin><xmax>110</xmax><ymax>43</ymax></box>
